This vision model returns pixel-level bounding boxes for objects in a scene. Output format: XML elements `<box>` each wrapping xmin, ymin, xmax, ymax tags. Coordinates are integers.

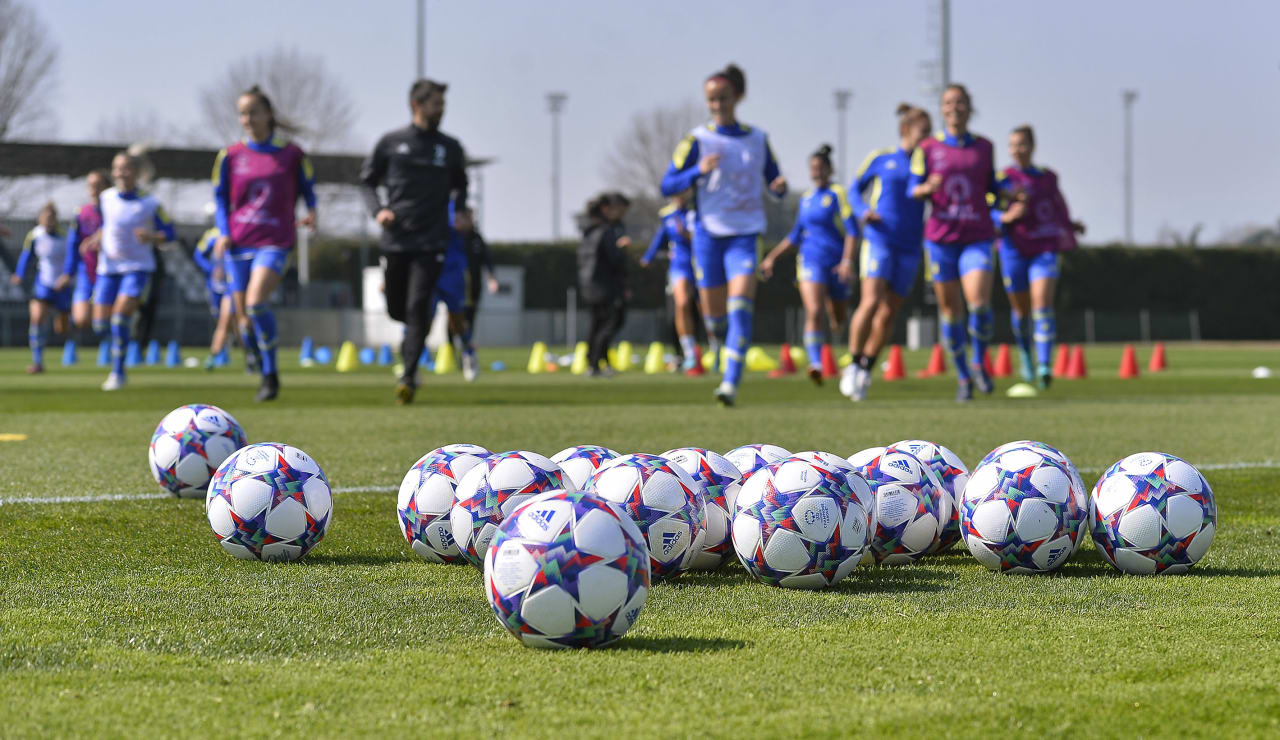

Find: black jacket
<box><xmin>360</xmin><ymin>123</ymin><xmax>468</xmax><ymax>252</ymax></box>
<box><xmin>577</xmin><ymin>222</ymin><xmax>628</xmax><ymax>304</ymax></box>
<box><xmin>464</xmin><ymin>230</ymin><xmax>494</xmax><ymax>284</ymax></box>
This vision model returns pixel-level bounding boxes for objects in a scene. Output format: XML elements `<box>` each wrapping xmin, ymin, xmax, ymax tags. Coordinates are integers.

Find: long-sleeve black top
<box><xmin>359</xmin><ymin>123</ymin><xmax>468</xmax><ymax>252</ymax></box>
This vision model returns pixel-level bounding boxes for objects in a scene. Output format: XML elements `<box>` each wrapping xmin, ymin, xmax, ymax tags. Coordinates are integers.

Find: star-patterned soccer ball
<box><xmin>397</xmin><ymin>447</ymin><xmax>491</xmax><ymax>563</ymax></box>
<box><xmin>731</xmin><ymin>457</ymin><xmax>871</xmax><ymax>589</ymax></box>
<box><xmin>847</xmin><ymin>447</ymin><xmax>947</xmax><ymax>565</ymax></box>
<box><xmin>723</xmin><ymin>443</ymin><xmax>791</xmax><ymax>495</ymax></box>
<box><xmin>888</xmin><ymin>440</ymin><xmax>969</xmax><ymax>553</ymax></box>
<box><xmin>450</xmin><ymin>451</ymin><xmax>569</xmax><ymax>568</ymax></box>
<box><xmin>1090</xmin><ymin>452</ymin><xmax>1216</xmax><ymax>575</ymax></box>
<box><xmin>662</xmin><ymin>447</ymin><xmax>744</xmax><ymax>570</ymax></box>
<box><xmin>551</xmin><ymin>445</ymin><xmax>621</xmax><ymax>490</ymax></box>
<box><xmin>149</xmin><ymin>404</ymin><xmax>248</xmax><ymax>497</ymax></box>
<box><xmin>962</xmin><ymin>445</ymin><xmax>1088</xmax><ymax>574</ymax></box>
<box><xmin>582</xmin><ymin>453</ymin><xmax>706</xmax><ymax>582</ymax></box>
<box><xmin>979</xmin><ymin>440</ymin><xmax>1087</xmax><ymax>553</ymax></box>
<box><xmin>484</xmin><ymin>489</ymin><xmax>651</xmax><ymax>649</ymax></box>
<box><xmin>205</xmin><ymin>443</ymin><xmax>332</xmax><ymax>562</ymax></box>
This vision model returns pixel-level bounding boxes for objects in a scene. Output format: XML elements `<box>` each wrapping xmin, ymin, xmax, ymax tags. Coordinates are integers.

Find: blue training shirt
<box><xmin>786</xmin><ymin>184</ymin><xmax>858</xmax><ymax>258</ymax></box>
<box><xmin>850</xmin><ymin>147</ymin><xmax>926</xmax><ymax>250</ymax></box>
<box><xmin>642</xmin><ymin>204</ymin><xmax>693</xmax><ymax>264</ymax></box>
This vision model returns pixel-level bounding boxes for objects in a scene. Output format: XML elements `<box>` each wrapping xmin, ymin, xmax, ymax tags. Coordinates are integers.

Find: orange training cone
<box><xmin>820</xmin><ymin>344</ymin><xmax>839</xmax><ymax>378</ymax></box>
<box><xmin>1065</xmin><ymin>345</ymin><xmax>1087</xmax><ymax>379</ymax></box>
<box><xmin>883</xmin><ymin>345</ymin><xmax>906</xmax><ymax>381</ymax></box>
<box><xmin>769</xmin><ymin>343</ymin><xmax>797</xmax><ymax>378</ymax></box>
<box><xmin>1149</xmin><ymin>342</ymin><xmax>1167</xmax><ymax>372</ymax></box>
<box><xmin>993</xmin><ymin>344</ymin><xmax>1013</xmax><ymax>378</ymax></box>
<box><xmin>982</xmin><ymin>347</ymin><xmax>995</xmax><ymax>377</ymax></box>
<box><xmin>917</xmin><ymin>343</ymin><xmax>946</xmax><ymax>378</ymax></box>
<box><xmin>1052</xmin><ymin>344</ymin><xmax>1070</xmax><ymax>377</ymax></box>
<box><xmin>1119</xmin><ymin>344</ymin><xmax>1140</xmax><ymax>379</ymax></box>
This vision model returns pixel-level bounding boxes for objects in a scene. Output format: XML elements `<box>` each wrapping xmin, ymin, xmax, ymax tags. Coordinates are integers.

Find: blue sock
<box><xmin>803</xmin><ymin>331</ymin><xmax>823</xmax><ymax>369</ymax></box>
<box><xmin>92</xmin><ymin>317</ymin><xmax>109</xmax><ymax>340</ymax></box>
<box><xmin>1033</xmin><ymin>308</ymin><xmax>1056</xmax><ymax>368</ymax></box>
<box><xmin>705</xmin><ymin>314</ymin><xmax>727</xmax><ymax>371</ymax></box>
<box><xmin>29</xmin><ymin>324</ymin><xmax>44</xmax><ymax>366</ymax></box>
<box><xmin>461</xmin><ymin>327</ymin><xmax>475</xmax><ymax>355</ymax></box>
<box><xmin>942</xmin><ymin>318</ymin><xmax>970</xmax><ymax>381</ymax></box>
<box><xmin>247</xmin><ymin>304</ymin><xmax>277</xmax><ymax>375</ymax></box>
<box><xmin>240</xmin><ymin>322</ymin><xmax>258</xmax><ymax>361</ymax></box>
<box><xmin>968</xmin><ymin>304</ymin><xmax>993</xmax><ymax>370</ymax></box>
<box><xmin>110</xmin><ymin>314</ymin><xmax>129</xmax><ymax>377</ymax></box>
<box><xmin>1010</xmin><ymin>311</ymin><xmax>1031</xmax><ymax>358</ymax></box>
<box><xmin>724</xmin><ymin>297</ymin><xmax>754</xmax><ymax>387</ymax></box>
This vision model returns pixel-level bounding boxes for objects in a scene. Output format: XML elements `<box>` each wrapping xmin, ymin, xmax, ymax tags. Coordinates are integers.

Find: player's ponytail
<box><xmin>1011</xmin><ymin>124</ymin><xmax>1035</xmax><ymax>148</ymax></box>
<box><xmin>811</xmin><ymin>143</ymin><xmax>833</xmax><ymax>170</ymax></box>
<box><xmin>708</xmin><ymin>63</ymin><xmax>746</xmax><ymax>99</ymax></box>
<box><xmin>897</xmin><ymin>104</ymin><xmax>932</xmax><ymax>136</ymax></box>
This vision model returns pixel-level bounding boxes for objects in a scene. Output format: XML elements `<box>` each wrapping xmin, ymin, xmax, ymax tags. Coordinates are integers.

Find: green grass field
<box><xmin>2</xmin><ymin>343</ymin><xmax>1279</xmax><ymax>737</ymax></box>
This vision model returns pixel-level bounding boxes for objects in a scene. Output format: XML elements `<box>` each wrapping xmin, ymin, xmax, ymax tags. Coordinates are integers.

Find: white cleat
<box><xmin>462</xmin><ymin>353</ymin><xmax>478</xmax><ymax>382</ymax></box>
<box><xmin>854</xmin><ymin>366</ymin><xmax>872</xmax><ymax>401</ymax></box>
<box><xmin>839</xmin><ymin>365</ymin><xmax>855</xmax><ymax>398</ymax></box>
<box><xmin>714</xmin><ymin>381</ymin><xmax>737</xmax><ymax>407</ymax></box>
<box><xmin>101</xmin><ymin>373</ymin><xmax>126</xmax><ymax>391</ymax></box>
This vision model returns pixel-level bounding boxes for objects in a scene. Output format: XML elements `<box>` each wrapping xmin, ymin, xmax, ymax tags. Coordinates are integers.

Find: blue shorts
<box><xmin>925</xmin><ymin>239</ymin><xmax>994</xmax><ymax>283</ymax></box>
<box><xmin>668</xmin><ymin>244</ymin><xmax>695</xmax><ymax>284</ymax></box>
<box><xmin>436</xmin><ymin>268</ymin><xmax>466</xmax><ymax>314</ymax></box>
<box><xmin>999</xmin><ymin>240</ymin><xmax>1059</xmax><ymax>293</ymax></box>
<box><xmin>797</xmin><ymin>249</ymin><xmax>851</xmax><ymax>302</ymax></box>
<box><xmin>692</xmin><ymin>228</ymin><xmax>759</xmax><ymax>290</ymax></box>
<box><xmin>93</xmin><ymin>271</ymin><xmax>152</xmax><ymax>306</ymax></box>
<box><xmin>33</xmin><ymin>282</ymin><xmax>72</xmax><ymax>313</ymax></box>
<box><xmin>73</xmin><ymin>264</ymin><xmax>95</xmax><ymax>304</ymax></box>
<box><xmin>225</xmin><ymin>246</ymin><xmax>289</xmax><ymax>293</ymax></box>
<box><xmin>861</xmin><ymin>236</ymin><xmax>923</xmax><ymax>298</ymax></box>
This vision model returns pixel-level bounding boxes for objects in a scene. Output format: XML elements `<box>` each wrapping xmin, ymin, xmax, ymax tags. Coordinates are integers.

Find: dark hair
<box><xmin>896</xmin><ymin>103</ymin><xmax>932</xmax><ymax>135</ymax></box>
<box><xmin>1011</xmin><ymin>124</ymin><xmax>1035</xmax><ymax>148</ymax></box>
<box><xmin>585</xmin><ymin>191</ymin><xmax>631</xmax><ymax>223</ymax></box>
<box><xmin>811</xmin><ymin>143</ymin><xmax>833</xmax><ymax>169</ymax></box>
<box><xmin>240</xmin><ymin>85</ymin><xmax>299</xmax><ymax>135</ymax></box>
<box><xmin>944</xmin><ymin>83</ymin><xmax>974</xmax><ymax>112</ymax></box>
<box><xmin>410</xmin><ymin>78</ymin><xmax>448</xmax><ymax>105</ymax></box>
<box><xmin>707</xmin><ymin>63</ymin><xmax>746</xmax><ymax>98</ymax></box>
<box><xmin>87</xmin><ymin>168</ymin><xmax>109</xmax><ymax>183</ymax></box>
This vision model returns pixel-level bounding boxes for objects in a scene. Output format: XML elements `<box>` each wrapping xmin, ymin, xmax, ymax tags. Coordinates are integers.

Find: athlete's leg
<box><xmin>799</xmin><ymin>280</ymin><xmax>826</xmax><ymax>373</ymax></box>
<box><xmin>109</xmin><ymin>292</ymin><xmax>141</xmax><ymax>382</ymax></box>
<box><xmin>245</xmin><ymin>265</ymin><xmax>284</xmax><ymax>397</ymax></box>
<box><xmin>672</xmin><ymin>278</ymin><xmax>698</xmax><ymax>367</ymax></box>
<box><xmin>960</xmin><ymin>242</ymin><xmax>995</xmax><ymax>392</ymax></box>
<box><xmin>1030</xmin><ymin>273</ymin><xmax>1058</xmax><ymax>386</ymax></box>
<box><xmin>27</xmin><ymin>299</ymin><xmax>48</xmax><ymax>370</ymax></box>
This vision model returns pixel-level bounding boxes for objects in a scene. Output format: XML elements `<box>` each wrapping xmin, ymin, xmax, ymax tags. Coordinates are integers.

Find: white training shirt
<box><xmin>98</xmin><ymin>187</ymin><xmax>167</xmax><ymax>275</ymax></box>
<box><xmin>23</xmin><ymin>225</ymin><xmax>67</xmax><ymax>287</ymax></box>
<box><xmin>691</xmin><ymin>124</ymin><xmax>770</xmax><ymax>237</ymax></box>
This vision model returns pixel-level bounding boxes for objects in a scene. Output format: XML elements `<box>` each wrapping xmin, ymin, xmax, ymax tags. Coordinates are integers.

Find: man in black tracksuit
<box><xmin>360</xmin><ymin>78</ymin><xmax>468</xmax><ymax>404</ymax></box>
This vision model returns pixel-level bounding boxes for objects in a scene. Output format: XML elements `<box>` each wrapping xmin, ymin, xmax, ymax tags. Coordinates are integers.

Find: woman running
<box><xmin>94</xmin><ymin>151</ymin><xmax>175</xmax><ymax>391</ymax></box>
<box><xmin>841</xmin><ymin>104</ymin><xmax>932</xmax><ymax>401</ymax></box>
<box><xmin>760</xmin><ymin>144</ymin><xmax>857</xmax><ymax>385</ymax></box>
<box><xmin>909</xmin><ymin>83</ymin><xmax>1001</xmax><ymax>402</ymax></box>
<box><xmin>10</xmin><ymin>202</ymin><xmax>70</xmax><ymax>374</ymax></box>
<box><xmin>640</xmin><ymin>190</ymin><xmax>703</xmax><ymax>375</ymax></box>
<box><xmin>212</xmin><ymin>85</ymin><xmax>317</xmax><ymax>401</ymax></box>
<box><xmin>62</xmin><ymin>170</ymin><xmax>108</xmax><ymax>333</ymax></box>
<box><xmin>661</xmin><ymin>63</ymin><xmax>786</xmax><ymax>406</ymax></box>
<box><xmin>192</xmin><ymin>226</ymin><xmax>237</xmax><ymax>370</ymax></box>
<box><xmin>994</xmin><ymin>124</ymin><xmax>1085</xmax><ymax>389</ymax></box>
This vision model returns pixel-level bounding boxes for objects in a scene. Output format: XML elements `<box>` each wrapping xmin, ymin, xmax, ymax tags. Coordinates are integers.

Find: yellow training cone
<box><xmin>789</xmin><ymin>345</ymin><xmax>807</xmax><ymax>368</ymax></box>
<box><xmin>335</xmin><ymin>341</ymin><xmax>358</xmax><ymax>373</ymax></box>
<box><xmin>570</xmin><ymin>342</ymin><xmax>589</xmax><ymax>375</ymax></box>
<box><xmin>434</xmin><ymin>342</ymin><xmax>457</xmax><ymax>374</ymax></box>
<box><xmin>615</xmin><ymin>341</ymin><xmax>633</xmax><ymax>371</ymax></box>
<box><xmin>745</xmin><ymin>346</ymin><xmax>778</xmax><ymax>372</ymax></box>
<box><xmin>527</xmin><ymin>341</ymin><xmax>547</xmax><ymax>374</ymax></box>
<box><xmin>606</xmin><ymin>348</ymin><xmax>618</xmax><ymax>370</ymax></box>
<box><xmin>643</xmin><ymin>342</ymin><xmax>664</xmax><ymax>374</ymax></box>
<box><xmin>702</xmin><ymin>346</ymin><xmax>726</xmax><ymax>371</ymax></box>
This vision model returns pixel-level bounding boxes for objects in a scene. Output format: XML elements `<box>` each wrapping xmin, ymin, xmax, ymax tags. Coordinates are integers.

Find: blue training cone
<box><xmin>314</xmin><ymin>346</ymin><xmax>332</xmax><ymax>364</ymax></box>
<box><xmin>62</xmin><ymin>340</ymin><xmax>78</xmax><ymax>366</ymax></box>
<box><xmin>359</xmin><ymin>347</ymin><xmax>376</xmax><ymax>365</ymax></box>
<box><xmin>377</xmin><ymin>344</ymin><xmax>392</xmax><ymax>365</ymax></box>
<box><xmin>418</xmin><ymin>346</ymin><xmax>432</xmax><ymax>370</ymax></box>
<box><xmin>144</xmin><ymin>339</ymin><xmax>160</xmax><ymax>365</ymax></box>
<box><xmin>164</xmin><ymin>340</ymin><xmax>180</xmax><ymax>368</ymax></box>
<box><xmin>215</xmin><ymin>347</ymin><xmax>230</xmax><ymax>367</ymax></box>
<box><xmin>125</xmin><ymin>341</ymin><xmax>141</xmax><ymax>367</ymax></box>
<box><xmin>300</xmin><ymin>336</ymin><xmax>314</xmax><ymax>364</ymax></box>
<box><xmin>97</xmin><ymin>340</ymin><xmax>110</xmax><ymax>367</ymax></box>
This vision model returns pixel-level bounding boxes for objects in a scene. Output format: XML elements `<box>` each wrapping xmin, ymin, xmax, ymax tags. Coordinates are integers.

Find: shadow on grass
<box><xmin>303</xmin><ymin>552</ymin><xmax>414</xmax><ymax>567</ymax></box>
<box><xmin>1188</xmin><ymin>565</ymin><xmax>1280</xmax><ymax>578</ymax></box>
<box><xmin>834</xmin><ymin>565</ymin><xmax>955</xmax><ymax>594</ymax></box>
<box><xmin>614</xmin><ymin>636</ymin><xmax>746</xmax><ymax>653</ymax></box>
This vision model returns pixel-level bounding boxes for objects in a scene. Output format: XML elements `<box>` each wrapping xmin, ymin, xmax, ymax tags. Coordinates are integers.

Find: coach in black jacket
<box><xmin>360</xmin><ymin>78</ymin><xmax>469</xmax><ymax>404</ymax></box>
<box><xmin>577</xmin><ymin>193</ymin><xmax>631</xmax><ymax>376</ymax></box>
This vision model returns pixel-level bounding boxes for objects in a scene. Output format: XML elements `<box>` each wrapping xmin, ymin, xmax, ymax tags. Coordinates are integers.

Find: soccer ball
<box><xmin>551</xmin><ymin>445</ymin><xmax>621</xmax><ymax>489</ymax></box>
<box><xmin>484</xmin><ymin>489</ymin><xmax>650</xmax><ymax>649</ymax></box>
<box><xmin>205</xmin><ymin>443</ymin><xmax>332</xmax><ymax>562</ymax></box>
<box><xmin>846</xmin><ymin>446</ymin><xmax>887</xmax><ymax>469</ymax></box>
<box><xmin>149</xmin><ymin>404</ymin><xmax>247</xmax><ymax>497</ymax></box>
<box><xmin>723</xmin><ymin>443</ymin><xmax>792</xmax><ymax>483</ymax></box>
<box><xmin>450</xmin><ymin>451</ymin><xmax>568</xmax><ymax>568</ymax></box>
<box><xmin>1090</xmin><ymin>452</ymin><xmax>1216</xmax><ymax>575</ymax></box>
<box><xmin>397</xmin><ymin>447</ymin><xmax>491</xmax><ymax>563</ymax></box>
<box><xmin>662</xmin><ymin>447</ymin><xmax>743</xmax><ymax>570</ymax></box>
<box><xmin>582</xmin><ymin>453</ymin><xmax>706</xmax><ymax>581</ymax></box>
<box><xmin>888</xmin><ymin>440</ymin><xmax>969</xmax><ymax>553</ymax></box>
<box><xmin>731</xmin><ymin>457</ymin><xmax>871</xmax><ymax>589</ymax></box>
<box><xmin>848</xmin><ymin>447</ymin><xmax>947</xmax><ymax>564</ymax></box>
<box><xmin>980</xmin><ymin>440</ymin><xmax>1086</xmax><ymax>552</ymax></box>
<box><xmin>961</xmin><ymin>446</ymin><xmax>1087</xmax><ymax>573</ymax></box>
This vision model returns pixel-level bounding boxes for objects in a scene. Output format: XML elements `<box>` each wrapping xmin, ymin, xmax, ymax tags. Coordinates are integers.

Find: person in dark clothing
<box><xmin>577</xmin><ymin>192</ymin><xmax>631</xmax><ymax>376</ymax></box>
<box><xmin>360</xmin><ymin>78</ymin><xmax>469</xmax><ymax>405</ymax></box>
<box><xmin>459</xmin><ymin>213</ymin><xmax>498</xmax><ymax>330</ymax></box>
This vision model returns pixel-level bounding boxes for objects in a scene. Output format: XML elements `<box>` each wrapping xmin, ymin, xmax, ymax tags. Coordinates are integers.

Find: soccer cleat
<box><xmin>971</xmin><ymin>363</ymin><xmax>994</xmax><ymax>395</ymax></box>
<box><xmin>203</xmin><ymin>355</ymin><xmax>216</xmax><ymax>371</ymax></box>
<box><xmin>395</xmin><ymin>377</ymin><xmax>416</xmax><ymax>405</ymax></box>
<box><xmin>714</xmin><ymin>381</ymin><xmax>736</xmax><ymax>407</ymax></box>
<box><xmin>806</xmin><ymin>365</ymin><xmax>823</xmax><ymax>387</ymax></box>
<box><xmin>462</xmin><ymin>352</ymin><xmax>478</xmax><ymax>382</ymax></box>
<box><xmin>255</xmin><ymin>372</ymin><xmax>280</xmax><ymax>402</ymax></box>
<box><xmin>955</xmin><ymin>380</ymin><xmax>973</xmax><ymax>403</ymax></box>
<box><xmin>101</xmin><ymin>373</ymin><xmax>126</xmax><ymax>391</ymax></box>
<box><xmin>684</xmin><ymin>364</ymin><xmax>705</xmax><ymax>377</ymax></box>
<box><xmin>1037</xmin><ymin>364</ymin><xmax>1053</xmax><ymax>390</ymax></box>
<box><xmin>854</xmin><ymin>366</ymin><xmax>872</xmax><ymax>402</ymax></box>
<box><xmin>838</xmin><ymin>365</ymin><xmax>855</xmax><ymax>398</ymax></box>
<box><xmin>1018</xmin><ymin>347</ymin><xmax>1035</xmax><ymax>383</ymax></box>
<box><xmin>26</xmin><ymin>363</ymin><xmax>44</xmax><ymax>374</ymax></box>
<box><xmin>245</xmin><ymin>351</ymin><xmax>259</xmax><ymax>375</ymax></box>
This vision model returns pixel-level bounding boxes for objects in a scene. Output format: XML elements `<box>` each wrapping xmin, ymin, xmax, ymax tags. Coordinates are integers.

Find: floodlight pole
<box><xmin>416</xmin><ymin>0</ymin><xmax>426</xmax><ymax>77</ymax></box>
<box><xmin>547</xmin><ymin>92</ymin><xmax>568</xmax><ymax>241</ymax></box>
<box><xmin>1122</xmin><ymin>89</ymin><xmax>1138</xmax><ymax>244</ymax></box>
<box><xmin>834</xmin><ymin>89</ymin><xmax>852</xmax><ymax>179</ymax></box>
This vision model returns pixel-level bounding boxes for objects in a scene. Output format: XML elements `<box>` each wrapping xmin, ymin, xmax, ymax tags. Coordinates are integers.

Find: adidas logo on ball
<box><xmin>529</xmin><ymin>508</ymin><xmax>556</xmax><ymax>530</ymax></box>
<box><xmin>887</xmin><ymin>459</ymin><xmax>911</xmax><ymax>474</ymax></box>
<box><xmin>661</xmin><ymin>530</ymin><xmax>683</xmax><ymax>555</ymax></box>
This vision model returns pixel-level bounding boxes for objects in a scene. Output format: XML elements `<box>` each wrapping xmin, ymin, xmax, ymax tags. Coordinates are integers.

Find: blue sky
<box><xmin>32</xmin><ymin>0</ymin><xmax>1280</xmax><ymax>243</ymax></box>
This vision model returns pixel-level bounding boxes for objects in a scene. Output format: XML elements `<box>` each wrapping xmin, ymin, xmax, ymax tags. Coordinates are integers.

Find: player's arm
<box><xmin>297</xmin><ymin>152</ymin><xmax>318</xmax><ymax>229</ymax></box>
<box><xmin>908</xmin><ymin>147</ymin><xmax>937</xmax><ymax>199</ymax></box>
<box><xmin>136</xmin><ymin>204</ymin><xmax>176</xmax><ymax>245</ymax></box>
<box><xmin>10</xmin><ymin>229</ymin><xmax>34</xmax><ymax>284</ymax></box>
<box><xmin>451</xmin><ymin>141</ymin><xmax>470</xmax><ymax>214</ymax></box>
<box><xmin>849</xmin><ymin>152</ymin><xmax>879</xmax><ymax>222</ymax></box>
<box><xmin>211</xmin><ymin>148</ymin><xmax>232</xmax><ymax>237</ymax></box>
<box><xmin>640</xmin><ymin>227</ymin><xmax>668</xmax><ymax>266</ymax></box>
<box><xmin>763</xmin><ymin>136</ymin><xmax>786</xmax><ymax>197</ymax></box>
<box><xmin>832</xmin><ymin>184</ymin><xmax>859</xmax><ymax>282</ymax></box>
<box><xmin>359</xmin><ymin>135</ymin><xmax>394</xmax><ymax>225</ymax></box>
<box><xmin>660</xmin><ymin>135</ymin><xmax>702</xmax><ymax>197</ymax></box>
<box><xmin>761</xmin><ymin>217</ymin><xmax>802</xmax><ymax>279</ymax></box>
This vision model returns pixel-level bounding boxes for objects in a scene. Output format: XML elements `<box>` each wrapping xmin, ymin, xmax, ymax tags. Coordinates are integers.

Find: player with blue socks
<box><xmin>63</xmin><ymin>171</ymin><xmax>107</xmax><ymax>335</ymax></box>
<box><xmin>761</xmin><ymin>144</ymin><xmax>857</xmax><ymax>386</ymax></box>
<box><xmin>661</xmin><ymin>63</ymin><xmax>787</xmax><ymax>406</ymax></box>
<box><xmin>11</xmin><ymin>203</ymin><xmax>71</xmax><ymax>374</ymax></box>
<box><xmin>843</xmin><ymin>104</ymin><xmax>932</xmax><ymax>401</ymax></box>
<box><xmin>909</xmin><ymin>84</ymin><xmax>1001</xmax><ymax>402</ymax></box>
<box><xmin>641</xmin><ymin>190</ymin><xmax>704</xmax><ymax>375</ymax></box>
<box><xmin>993</xmin><ymin>124</ymin><xmax>1085</xmax><ymax>390</ymax></box>
<box><xmin>192</xmin><ymin>227</ymin><xmax>237</xmax><ymax>372</ymax></box>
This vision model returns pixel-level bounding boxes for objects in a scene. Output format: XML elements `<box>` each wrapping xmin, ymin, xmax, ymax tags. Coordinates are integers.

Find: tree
<box><xmin>601</xmin><ymin>101</ymin><xmax>704</xmax><ymax>198</ymax></box>
<box><xmin>197</xmin><ymin>47</ymin><xmax>356</xmax><ymax>152</ymax></box>
<box><xmin>0</xmin><ymin>0</ymin><xmax>58</xmax><ymax>140</ymax></box>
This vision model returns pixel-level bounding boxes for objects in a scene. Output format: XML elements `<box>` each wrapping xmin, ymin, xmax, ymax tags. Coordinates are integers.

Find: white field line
<box><xmin>0</xmin><ymin>485</ymin><xmax>398</xmax><ymax>507</ymax></box>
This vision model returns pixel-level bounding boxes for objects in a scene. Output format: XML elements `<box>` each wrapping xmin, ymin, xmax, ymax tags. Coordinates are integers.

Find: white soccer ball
<box><xmin>888</xmin><ymin>440</ymin><xmax>969</xmax><ymax>553</ymax></box>
<box><xmin>205</xmin><ymin>443</ymin><xmax>332</xmax><ymax>562</ymax></box>
<box><xmin>583</xmin><ymin>453</ymin><xmax>706</xmax><ymax>581</ymax></box>
<box><xmin>149</xmin><ymin>404</ymin><xmax>248</xmax><ymax>497</ymax></box>
<box><xmin>397</xmin><ymin>447</ymin><xmax>490</xmax><ymax>563</ymax></box>
<box><xmin>723</xmin><ymin>443</ymin><xmax>792</xmax><ymax>492</ymax></box>
<box><xmin>450</xmin><ymin>451</ymin><xmax>569</xmax><ymax>568</ymax></box>
<box><xmin>550</xmin><ymin>444</ymin><xmax>621</xmax><ymax>490</ymax></box>
<box><xmin>848</xmin><ymin>447</ymin><xmax>947</xmax><ymax>564</ymax></box>
<box><xmin>961</xmin><ymin>445</ymin><xmax>1088</xmax><ymax>573</ymax></box>
<box><xmin>1090</xmin><ymin>452</ymin><xmax>1216</xmax><ymax>575</ymax></box>
<box><xmin>661</xmin><ymin>447</ymin><xmax>743</xmax><ymax>570</ymax></box>
<box><xmin>731</xmin><ymin>457</ymin><xmax>871</xmax><ymax>589</ymax></box>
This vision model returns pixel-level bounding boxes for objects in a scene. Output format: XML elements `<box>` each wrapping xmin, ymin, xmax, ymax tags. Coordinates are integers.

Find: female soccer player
<box><xmin>661</xmin><ymin>63</ymin><xmax>786</xmax><ymax>406</ymax></box>
<box><xmin>640</xmin><ymin>190</ymin><xmax>703</xmax><ymax>375</ymax></box>
<box><xmin>62</xmin><ymin>170</ymin><xmax>108</xmax><ymax>332</ymax></box>
<box><xmin>438</xmin><ymin>206</ymin><xmax>485</xmax><ymax>381</ymax></box>
<box><xmin>760</xmin><ymin>144</ymin><xmax>856</xmax><ymax>385</ymax></box>
<box><xmin>909</xmin><ymin>84</ymin><xmax>1001</xmax><ymax>402</ymax></box>
<box><xmin>212</xmin><ymin>85</ymin><xmax>317</xmax><ymax>401</ymax></box>
<box><xmin>841</xmin><ymin>104</ymin><xmax>932</xmax><ymax>401</ymax></box>
<box><xmin>10</xmin><ymin>203</ymin><xmax>70</xmax><ymax>374</ymax></box>
<box><xmin>577</xmin><ymin>192</ymin><xmax>631</xmax><ymax>377</ymax></box>
<box><xmin>94</xmin><ymin>151</ymin><xmax>175</xmax><ymax>391</ymax></box>
<box><xmin>192</xmin><ymin>226</ymin><xmax>237</xmax><ymax>371</ymax></box>
<box><xmin>994</xmin><ymin>124</ymin><xmax>1085</xmax><ymax>389</ymax></box>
